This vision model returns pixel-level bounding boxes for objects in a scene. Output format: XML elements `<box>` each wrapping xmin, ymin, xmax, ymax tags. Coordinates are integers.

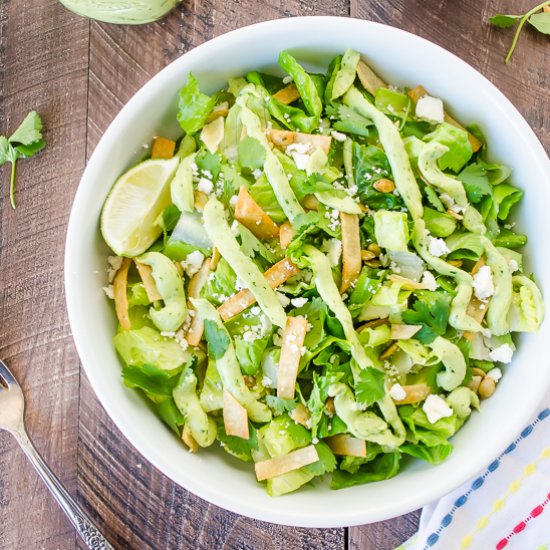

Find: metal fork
<box><xmin>0</xmin><ymin>358</ymin><xmax>114</xmax><ymax>549</ymax></box>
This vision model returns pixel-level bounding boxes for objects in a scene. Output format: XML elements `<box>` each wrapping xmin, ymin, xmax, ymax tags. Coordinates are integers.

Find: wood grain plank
<box><xmin>82</xmin><ymin>3</ymin><xmax>347</xmax><ymax>548</ymax></box>
<box><xmin>0</xmin><ymin>1</ymin><xmax>89</xmax><ymax>549</ymax></box>
<box><xmin>348</xmin><ymin>0</ymin><xmax>548</xmax><ymax>545</ymax></box>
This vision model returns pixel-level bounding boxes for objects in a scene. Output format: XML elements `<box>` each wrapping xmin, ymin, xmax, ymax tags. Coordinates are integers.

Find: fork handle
<box><xmin>13</xmin><ymin>428</ymin><xmax>114</xmax><ymax>550</ymax></box>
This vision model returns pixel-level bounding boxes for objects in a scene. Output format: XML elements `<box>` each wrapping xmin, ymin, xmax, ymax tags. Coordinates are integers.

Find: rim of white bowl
<box><xmin>65</xmin><ymin>16</ymin><xmax>550</xmax><ymax>527</ymax></box>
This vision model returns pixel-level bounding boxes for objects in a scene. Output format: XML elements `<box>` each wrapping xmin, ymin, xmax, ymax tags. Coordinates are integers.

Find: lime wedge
<box><xmin>100</xmin><ymin>157</ymin><xmax>180</xmax><ymax>257</ymax></box>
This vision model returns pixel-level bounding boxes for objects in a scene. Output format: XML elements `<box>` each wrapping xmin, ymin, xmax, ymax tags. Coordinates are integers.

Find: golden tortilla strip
<box><xmin>151</xmin><ymin>136</ymin><xmax>176</xmax><ymax>159</ymax></box>
<box><xmin>223</xmin><ymin>389</ymin><xmax>249</xmax><ymax>439</ymax></box>
<box><xmin>272</xmin><ymin>83</ymin><xmax>301</xmax><ymax>105</ymax></box>
<box><xmin>340</xmin><ymin>212</ymin><xmax>361</xmax><ymax>293</ymax></box>
<box><xmin>113</xmin><ymin>258</ymin><xmax>132</xmax><ymax>331</ymax></box>
<box><xmin>277</xmin><ymin>316</ymin><xmax>308</xmax><ymax>399</ymax></box>
<box><xmin>234</xmin><ymin>186</ymin><xmax>280</xmax><ymax>240</ymax></box>
<box><xmin>325</xmin><ymin>434</ymin><xmax>367</xmax><ymax>457</ymax></box>
<box><xmin>218</xmin><ymin>258</ymin><xmax>299</xmax><ymax>321</ymax></box>
<box><xmin>254</xmin><ymin>445</ymin><xmax>319</xmax><ymax>481</ymax></box>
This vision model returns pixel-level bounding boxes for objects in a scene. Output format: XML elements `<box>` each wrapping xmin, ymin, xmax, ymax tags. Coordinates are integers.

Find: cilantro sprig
<box><xmin>489</xmin><ymin>1</ymin><xmax>550</xmax><ymax>63</ymax></box>
<box><xmin>0</xmin><ymin>111</ymin><xmax>45</xmax><ymax>209</ymax></box>
<box><xmin>402</xmin><ymin>297</ymin><xmax>451</xmax><ymax>344</ymax></box>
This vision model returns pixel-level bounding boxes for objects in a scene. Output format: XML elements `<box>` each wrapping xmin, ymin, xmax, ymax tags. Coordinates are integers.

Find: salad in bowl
<box><xmin>99</xmin><ymin>48</ymin><xmax>543</xmax><ymax>497</ymax></box>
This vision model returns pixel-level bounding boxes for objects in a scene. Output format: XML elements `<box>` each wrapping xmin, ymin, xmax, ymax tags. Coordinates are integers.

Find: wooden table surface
<box><xmin>0</xmin><ymin>0</ymin><xmax>548</xmax><ymax>548</ymax></box>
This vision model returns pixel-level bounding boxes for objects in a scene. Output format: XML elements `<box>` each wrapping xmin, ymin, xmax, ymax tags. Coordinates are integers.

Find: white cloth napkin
<box><xmin>398</xmin><ymin>389</ymin><xmax>550</xmax><ymax>550</ymax></box>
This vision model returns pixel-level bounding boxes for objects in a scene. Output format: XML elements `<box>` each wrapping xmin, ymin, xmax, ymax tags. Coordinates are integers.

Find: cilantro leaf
<box><xmin>489</xmin><ymin>14</ymin><xmax>520</xmax><ymax>28</ymax></box>
<box><xmin>8</xmin><ymin>111</ymin><xmax>43</xmax><ymax>145</ymax></box>
<box><xmin>402</xmin><ymin>297</ymin><xmax>450</xmax><ymax>344</ymax></box>
<box><xmin>457</xmin><ymin>163</ymin><xmax>492</xmax><ymax>203</ymax></box>
<box><xmin>203</xmin><ymin>319</ymin><xmax>230</xmax><ymax>359</ymax></box>
<box><xmin>266</xmin><ymin>395</ymin><xmax>297</xmax><ymax>416</ymax></box>
<box><xmin>490</xmin><ymin>3</ymin><xmax>550</xmax><ymax>63</ymax></box>
<box><xmin>216</xmin><ymin>419</ymin><xmax>258</xmax><ymax>461</ymax></box>
<box><xmin>237</xmin><ymin>222</ymin><xmax>278</xmax><ymax>263</ymax></box>
<box><xmin>238</xmin><ymin>137</ymin><xmax>266</xmax><ymax>170</ymax></box>
<box><xmin>326</xmin><ymin>103</ymin><xmax>373</xmax><ymax>137</ymax></box>
<box><xmin>156</xmin><ymin>204</ymin><xmax>181</xmax><ymax>245</ymax></box>
<box><xmin>0</xmin><ymin>111</ymin><xmax>45</xmax><ymax>208</ymax></box>
<box><xmin>0</xmin><ymin>136</ymin><xmax>10</xmax><ymax>163</ymax></box>
<box><xmin>355</xmin><ymin>367</ymin><xmax>386</xmax><ymax>407</ymax></box>
<box><xmin>529</xmin><ymin>12</ymin><xmax>550</xmax><ymax>33</ymax></box>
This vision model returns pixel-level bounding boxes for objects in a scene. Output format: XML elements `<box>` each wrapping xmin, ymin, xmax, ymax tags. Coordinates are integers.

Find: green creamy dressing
<box><xmin>59</xmin><ymin>0</ymin><xmax>180</xmax><ymax>24</ymax></box>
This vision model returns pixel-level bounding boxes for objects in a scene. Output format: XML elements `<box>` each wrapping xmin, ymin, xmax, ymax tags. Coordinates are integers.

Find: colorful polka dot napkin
<box><xmin>398</xmin><ymin>390</ymin><xmax>550</xmax><ymax>550</ymax></box>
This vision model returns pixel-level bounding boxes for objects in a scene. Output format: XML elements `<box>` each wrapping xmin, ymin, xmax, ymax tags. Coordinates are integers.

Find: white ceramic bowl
<box><xmin>65</xmin><ymin>17</ymin><xmax>550</xmax><ymax>527</ymax></box>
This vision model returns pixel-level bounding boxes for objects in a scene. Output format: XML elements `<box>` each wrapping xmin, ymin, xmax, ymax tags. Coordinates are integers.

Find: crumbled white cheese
<box><xmin>275</xmin><ymin>291</ymin><xmax>291</xmax><ymax>308</ymax></box>
<box><xmin>290</xmin><ymin>297</ymin><xmax>308</xmax><ymax>308</ymax></box>
<box><xmin>509</xmin><ymin>259</ymin><xmax>519</xmax><ymax>273</ymax></box>
<box><xmin>181</xmin><ymin>250</ymin><xmax>205</xmax><ymax>277</ymax></box>
<box><xmin>489</xmin><ymin>343</ymin><xmax>514</xmax><ymax>364</ymax></box>
<box><xmin>282</xmin><ymin>75</ymin><xmax>293</xmax><ymax>85</ymax></box>
<box><xmin>107</xmin><ymin>256</ymin><xmax>123</xmax><ymax>283</ymax></box>
<box><xmin>331</xmin><ymin>130</ymin><xmax>347</xmax><ymax>142</ymax></box>
<box><xmin>485</xmin><ymin>367</ymin><xmax>503</xmax><ymax>383</ymax></box>
<box><xmin>286</xmin><ymin>142</ymin><xmax>311</xmax><ymax>171</ymax></box>
<box><xmin>197</xmin><ymin>177</ymin><xmax>214</xmax><ymax>195</ymax></box>
<box><xmin>421</xmin><ymin>270</ymin><xmax>439</xmax><ymax>291</ymax></box>
<box><xmin>324</xmin><ymin>238</ymin><xmax>342</xmax><ymax>267</ymax></box>
<box><xmin>243</xmin><ymin>330</ymin><xmax>258</xmax><ymax>342</ymax></box>
<box><xmin>416</xmin><ymin>95</ymin><xmax>445</xmax><ymax>124</ymax></box>
<box><xmin>428</xmin><ymin>236</ymin><xmax>450</xmax><ymax>257</ymax></box>
<box><xmin>103</xmin><ymin>285</ymin><xmax>114</xmax><ymax>299</ymax></box>
<box><xmin>389</xmin><ymin>383</ymin><xmax>407</xmax><ymax>401</ymax></box>
<box><xmin>422</xmin><ymin>394</ymin><xmax>454</xmax><ymax>424</ymax></box>
<box><xmin>230</xmin><ymin>220</ymin><xmax>239</xmax><ymax>236</ymax></box>
<box><xmin>473</xmin><ymin>265</ymin><xmax>495</xmax><ymax>300</ymax></box>
<box><xmin>252</xmin><ymin>168</ymin><xmax>263</xmax><ymax>179</ymax></box>
<box><xmin>229</xmin><ymin>194</ymin><xmax>238</xmax><ymax>208</ymax></box>
<box><xmin>250</xmin><ymin>306</ymin><xmax>261</xmax><ymax>316</ymax></box>
<box><xmin>262</xmin><ymin>375</ymin><xmax>274</xmax><ymax>387</ymax></box>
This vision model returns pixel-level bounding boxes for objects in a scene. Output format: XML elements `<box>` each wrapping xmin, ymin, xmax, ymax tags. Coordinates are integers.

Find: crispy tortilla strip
<box><xmin>234</xmin><ymin>186</ymin><xmax>280</xmax><ymax>240</ymax></box>
<box><xmin>113</xmin><ymin>258</ymin><xmax>132</xmax><ymax>331</ymax></box>
<box><xmin>289</xmin><ymin>403</ymin><xmax>311</xmax><ymax>428</ymax></box>
<box><xmin>392</xmin><ymin>383</ymin><xmax>431</xmax><ymax>405</ymax></box>
<box><xmin>194</xmin><ymin>191</ymin><xmax>209</xmax><ymax>212</ymax></box>
<box><xmin>326</xmin><ymin>434</ymin><xmax>367</xmax><ymax>457</ymax></box>
<box><xmin>151</xmin><ymin>136</ymin><xmax>176</xmax><ymax>159</ymax></box>
<box><xmin>186</xmin><ymin>258</ymin><xmax>211</xmax><ymax>346</ymax></box>
<box><xmin>267</xmin><ymin>129</ymin><xmax>332</xmax><ymax>155</ymax></box>
<box><xmin>134</xmin><ymin>261</ymin><xmax>162</xmax><ymax>302</ymax></box>
<box><xmin>223</xmin><ymin>389</ymin><xmax>249</xmax><ymax>439</ymax></box>
<box><xmin>205</xmin><ymin>102</ymin><xmax>230</xmax><ymax>123</ymax></box>
<box><xmin>390</xmin><ymin>324</ymin><xmax>422</xmax><ymax>340</ymax></box>
<box><xmin>182</xmin><ymin>424</ymin><xmax>199</xmax><ymax>453</ymax></box>
<box><xmin>407</xmin><ymin>85</ymin><xmax>482</xmax><ymax>152</ymax></box>
<box><xmin>255</xmin><ymin>445</ymin><xmax>319</xmax><ymax>481</ymax></box>
<box><xmin>277</xmin><ymin>316</ymin><xmax>308</xmax><ymax>399</ymax></box>
<box><xmin>218</xmin><ymin>258</ymin><xmax>299</xmax><ymax>320</ymax></box>
<box><xmin>356</xmin><ymin>59</ymin><xmax>387</xmax><ymax>95</ymax></box>
<box><xmin>463</xmin><ymin>296</ymin><xmax>489</xmax><ymax>343</ymax></box>
<box><xmin>388</xmin><ymin>273</ymin><xmax>434</xmax><ymax>290</ymax></box>
<box><xmin>340</xmin><ymin>212</ymin><xmax>361</xmax><ymax>293</ymax></box>
<box><xmin>272</xmin><ymin>83</ymin><xmax>301</xmax><ymax>105</ymax></box>
<box><xmin>279</xmin><ymin>221</ymin><xmax>296</xmax><ymax>250</ymax></box>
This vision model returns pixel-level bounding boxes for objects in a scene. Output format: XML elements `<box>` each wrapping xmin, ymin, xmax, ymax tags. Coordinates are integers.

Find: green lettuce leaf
<box><xmin>177</xmin><ymin>73</ymin><xmax>217</xmax><ymax>134</ymax></box>
<box><xmin>114</xmin><ymin>327</ymin><xmax>189</xmax><ymax>371</ymax></box>
<box><xmin>330</xmin><ymin>451</ymin><xmax>401</xmax><ymax>489</ymax></box>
